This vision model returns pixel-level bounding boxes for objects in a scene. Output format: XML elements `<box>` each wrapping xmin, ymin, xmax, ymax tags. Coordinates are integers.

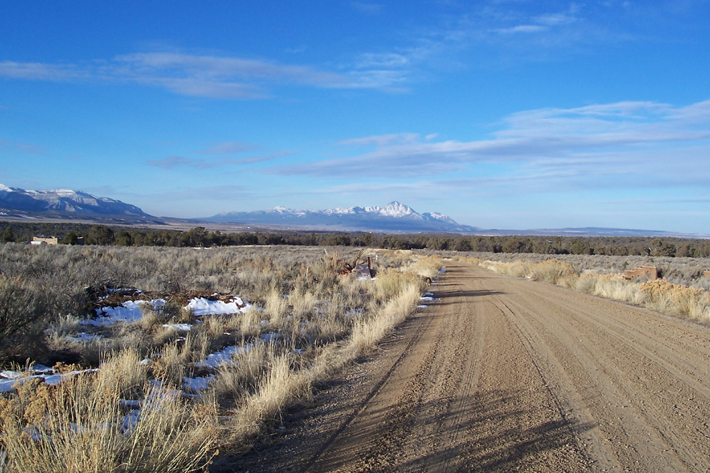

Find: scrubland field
<box><xmin>0</xmin><ymin>243</ymin><xmax>441</xmax><ymax>472</ymax></box>
<box><xmin>3</xmin><ymin>243</ymin><xmax>710</xmax><ymax>472</ymax></box>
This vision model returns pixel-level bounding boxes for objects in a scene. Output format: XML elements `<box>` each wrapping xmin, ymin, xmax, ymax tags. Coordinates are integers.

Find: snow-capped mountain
<box><xmin>205</xmin><ymin>201</ymin><xmax>477</xmax><ymax>233</ymax></box>
<box><xmin>0</xmin><ymin>184</ymin><xmax>153</xmax><ymax>218</ymax></box>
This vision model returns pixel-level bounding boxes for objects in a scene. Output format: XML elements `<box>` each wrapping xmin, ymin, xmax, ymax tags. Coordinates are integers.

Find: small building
<box><xmin>623</xmin><ymin>266</ymin><xmax>658</xmax><ymax>280</ymax></box>
<box><xmin>31</xmin><ymin>236</ymin><xmax>59</xmax><ymax>245</ymax></box>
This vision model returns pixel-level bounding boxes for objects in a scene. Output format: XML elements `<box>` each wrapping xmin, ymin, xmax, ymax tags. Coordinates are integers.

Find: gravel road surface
<box><xmin>227</xmin><ymin>263</ymin><xmax>710</xmax><ymax>472</ymax></box>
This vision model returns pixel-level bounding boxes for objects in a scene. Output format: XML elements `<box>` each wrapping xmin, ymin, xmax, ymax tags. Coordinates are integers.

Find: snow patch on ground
<box><xmin>0</xmin><ymin>368</ymin><xmax>99</xmax><ymax>393</ymax></box>
<box><xmin>194</xmin><ymin>345</ymin><xmax>251</xmax><ymax>369</ymax></box>
<box><xmin>81</xmin><ymin>294</ymin><xmax>255</xmax><ymax>326</ymax></box>
<box><xmin>261</xmin><ymin>332</ymin><xmax>279</xmax><ymax>343</ymax></box>
<box><xmin>163</xmin><ymin>323</ymin><xmax>192</xmax><ymax>331</ymax></box>
<box><xmin>187</xmin><ymin>297</ymin><xmax>251</xmax><ymax>316</ymax></box>
<box><xmin>182</xmin><ymin>375</ymin><xmax>215</xmax><ymax>392</ymax></box>
<box><xmin>120</xmin><ymin>399</ymin><xmax>141</xmax><ymax>408</ymax></box>
<box><xmin>121</xmin><ymin>409</ymin><xmax>141</xmax><ymax>434</ymax></box>
<box><xmin>66</xmin><ymin>332</ymin><xmax>102</xmax><ymax>342</ymax></box>
<box><xmin>83</xmin><ymin>299</ymin><xmax>165</xmax><ymax>326</ymax></box>
<box><xmin>193</xmin><ymin>331</ymin><xmax>281</xmax><ymax>369</ymax></box>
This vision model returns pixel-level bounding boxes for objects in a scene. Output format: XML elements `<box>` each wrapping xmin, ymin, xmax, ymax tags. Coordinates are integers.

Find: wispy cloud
<box><xmin>146</xmin><ymin>156</ymin><xmax>197</xmax><ymax>170</ymax></box>
<box><xmin>337</xmin><ymin>133</ymin><xmax>421</xmax><ymax>147</ymax></box>
<box><xmin>0</xmin><ymin>2</ymin><xmax>696</xmax><ymax>101</ymax></box>
<box><xmin>267</xmin><ymin>99</ymin><xmax>710</xmax><ymax>192</ymax></box>
<box><xmin>147</xmin><ymin>185</ymin><xmax>254</xmax><ymax>202</ymax></box>
<box><xmin>339</xmin><ymin>3</ymin><xmax>603</xmax><ymax>91</ymax></box>
<box><xmin>147</xmin><ymin>150</ymin><xmax>295</xmax><ymax>170</ymax></box>
<box><xmin>0</xmin><ymin>61</ymin><xmax>88</xmax><ymax>82</ymax></box>
<box><xmin>0</xmin><ymin>138</ymin><xmax>48</xmax><ymax>155</ymax></box>
<box><xmin>494</xmin><ymin>24</ymin><xmax>549</xmax><ymax>34</ymax></box>
<box><xmin>0</xmin><ymin>51</ymin><xmax>404</xmax><ymax>99</ymax></box>
<box><xmin>194</xmin><ymin>141</ymin><xmax>255</xmax><ymax>155</ymax></box>
<box><xmin>351</xmin><ymin>2</ymin><xmax>383</xmax><ymax>15</ymax></box>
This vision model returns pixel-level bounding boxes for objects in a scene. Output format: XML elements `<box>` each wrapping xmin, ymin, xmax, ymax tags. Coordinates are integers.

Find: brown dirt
<box><xmin>223</xmin><ymin>262</ymin><xmax>710</xmax><ymax>472</ymax></box>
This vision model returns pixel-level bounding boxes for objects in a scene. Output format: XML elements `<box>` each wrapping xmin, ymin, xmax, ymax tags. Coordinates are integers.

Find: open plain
<box><xmin>232</xmin><ymin>262</ymin><xmax>710</xmax><ymax>472</ymax></box>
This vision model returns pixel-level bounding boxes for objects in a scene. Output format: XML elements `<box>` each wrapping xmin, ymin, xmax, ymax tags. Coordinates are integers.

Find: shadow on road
<box><xmin>304</xmin><ymin>388</ymin><xmax>593</xmax><ymax>472</ymax></box>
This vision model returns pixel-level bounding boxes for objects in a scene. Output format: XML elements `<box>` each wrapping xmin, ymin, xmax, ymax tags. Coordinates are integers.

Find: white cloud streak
<box><xmin>147</xmin><ymin>151</ymin><xmax>295</xmax><ymax>170</ymax></box>
<box><xmin>0</xmin><ymin>138</ymin><xmax>48</xmax><ymax>155</ymax></box>
<box><xmin>267</xmin><ymin>99</ymin><xmax>710</xmax><ymax>192</ymax></box>
<box><xmin>0</xmin><ymin>51</ymin><xmax>403</xmax><ymax>99</ymax></box>
<box><xmin>194</xmin><ymin>141</ymin><xmax>255</xmax><ymax>155</ymax></box>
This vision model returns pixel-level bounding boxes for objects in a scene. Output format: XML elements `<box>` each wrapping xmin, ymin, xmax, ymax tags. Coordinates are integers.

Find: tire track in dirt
<box><xmin>492</xmin><ymin>277</ymin><xmax>710</xmax><ymax>471</ymax></box>
<box><xmin>306</xmin><ymin>264</ymin><xmax>588</xmax><ymax>472</ymax></box>
<box><xmin>229</xmin><ymin>262</ymin><xmax>710</xmax><ymax>472</ymax></box>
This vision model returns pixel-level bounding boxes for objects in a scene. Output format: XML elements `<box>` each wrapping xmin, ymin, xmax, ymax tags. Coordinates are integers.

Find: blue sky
<box><xmin>1</xmin><ymin>1</ymin><xmax>709</xmax><ymax>232</ymax></box>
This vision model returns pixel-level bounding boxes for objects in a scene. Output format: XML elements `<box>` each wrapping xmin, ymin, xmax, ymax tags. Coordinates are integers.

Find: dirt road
<box><xmin>229</xmin><ymin>263</ymin><xmax>710</xmax><ymax>472</ymax></box>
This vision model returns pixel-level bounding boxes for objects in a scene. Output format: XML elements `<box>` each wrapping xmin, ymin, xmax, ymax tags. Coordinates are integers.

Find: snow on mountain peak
<box><xmin>0</xmin><ymin>184</ymin><xmax>151</xmax><ymax>217</ymax></box>
<box><xmin>379</xmin><ymin>201</ymin><xmax>415</xmax><ymax>218</ymax></box>
<box><xmin>206</xmin><ymin>201</ymin><xmax>471</xmax><ymax>232</ymax></box>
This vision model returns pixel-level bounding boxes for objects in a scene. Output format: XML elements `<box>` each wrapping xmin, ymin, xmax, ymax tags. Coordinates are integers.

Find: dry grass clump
<box><xmin>224</xmin><ymin>352</ymin><xmax>313</xmax><ymax>445</ymax></box>
<box><xmin>348</xmin><ymin>282</ymin><xmax>422</xmax><ymax>357</ymax></box>
<box><xmin>219</xmin><ymin>274</ymin><xmax>424</xmax><ymax>450</ymax></box>
<box><xmin>210</xmin><ymin>343</ymin><xmax>270</xmax><ymax>405</ymax></box>
<box><xmin>452</xmin><ymin>255</ymin><xmax>481</xmax><ymax>265</ymax></box>
<box><xmin>527</xmin><ymin>260</ymin><xmax>577</xmax><ymax>286</ymax></box>
<box><xmin>471</xmin><ymin>250</ymin><xmax>710</xmax><ymax>287</ymax></box>
<box><xmin>372</xmin><ymin>266</ymin><xmax>427</xmax><ymax>302</ymax></box>
<box><xmin>404</xmin><ymin>255</ymin><xmax>444</xmax><ymax>281</ymax></box>
<box><xmin>640</xmin><ymin>280</ymin><xmax>710</xmax><ymax>320</ymax></box>
<box><xmin>481</xmin><ymin>260</ymin><xmax>534</xmax><ymax>278</ymax></box>
<box><xmin>0</xmin><ymin>349</ymin><xmax>217</xmax><ymax>473</ymax></box>
<box><xmin>575</xmin><ymin>273</ymin><xmax>646</xmax><ymax>305</ymax></box>
<box><xmin>477</xmin><ymin>257</ymin><xmax>710</xmax><ymax>325</ymax></box>
<box><xmin>264</xmin><ymin>289</ymin><xmax>289</xmax><ymax>325</ymax></box>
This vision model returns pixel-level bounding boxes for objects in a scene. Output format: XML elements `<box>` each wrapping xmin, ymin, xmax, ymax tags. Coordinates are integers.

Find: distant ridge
<box><xmin>1</xmin><ymin>184</ymin><xmax>706</xmax><ymax>238</ymax></box>
<box><xmin>204</xmin><ymin>201</ymin><xmax>479</xmax><ymax>233</ymax></box>
<box><xmin>0</xmin><ymin>184</ymin><xmax>156</xmax><ymax>221</ymax></box>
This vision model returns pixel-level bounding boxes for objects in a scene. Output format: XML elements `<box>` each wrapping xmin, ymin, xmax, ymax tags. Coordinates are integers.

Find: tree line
<box><xmin>1</xmin><ymin>221</ymin><xmax>709</xmax><ymax>257</ymax></box>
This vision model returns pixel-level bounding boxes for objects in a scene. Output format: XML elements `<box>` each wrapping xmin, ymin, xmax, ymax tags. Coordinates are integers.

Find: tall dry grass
<box><xmin>219</xmin><ymin>268</ymin><xmax>425</xmax><ymax>450</ymax></box>
<box><xmin>0</xmin><ymin>245</ymin><xmax>438</xmax><ymax>470</ymax></box>
<box><xmin>478</xmin><ymin>258</ymin><xmax>710</xmax><ymax>324</ymax></box>
<box><xmin>0</xmin><ymin>349</ymin><xmax>217</xmax><ymax>472</ymax></box>
<box><xmin>347</xmin><ymin>280</ymin><xmax>422</xmax><ymax>357</ymax></box>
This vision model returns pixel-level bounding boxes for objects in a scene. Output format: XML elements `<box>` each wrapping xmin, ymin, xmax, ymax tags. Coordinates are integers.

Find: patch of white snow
<box><xmin>186</xmin><ymin>297</ymin><xmax>251</xmax><ymax>316</ymax></box>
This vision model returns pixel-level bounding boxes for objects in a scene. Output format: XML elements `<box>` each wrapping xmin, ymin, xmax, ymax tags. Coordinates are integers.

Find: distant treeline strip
<box><xmin>1</xmin><ymin>221</ymin><xmax>708</xmax><ymax>257</ymax></box>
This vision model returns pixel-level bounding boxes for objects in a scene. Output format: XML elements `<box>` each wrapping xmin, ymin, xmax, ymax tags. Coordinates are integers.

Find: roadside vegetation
<box><xmin>0</xmin><ymin>243</ymin><xmax>440</xmax><ymax>472</ymax></box>
<box><xmin>457</xmin><ymin>253</ymin><xmax>710</xmax><ymax>325</ymax></box>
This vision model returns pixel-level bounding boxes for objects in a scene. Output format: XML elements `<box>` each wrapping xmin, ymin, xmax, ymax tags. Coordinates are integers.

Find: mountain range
<box><xmin>0</xmin><ymin>184</ymin><xmax>703</xmax><ymax>237</ymax></box>
<box><xmin>0</xmin><ymin>184</ymin><xmax>154</xmax><ymax>221</ymax></box>
<box><xmin>204</xmin><ymin>201</ymin><xmax>479</xmax><ymax>233</ymax></box>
